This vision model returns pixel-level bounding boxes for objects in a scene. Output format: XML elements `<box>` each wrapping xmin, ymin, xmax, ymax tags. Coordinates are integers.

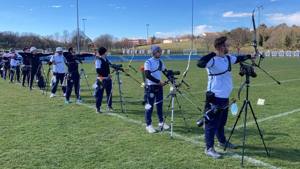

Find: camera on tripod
<box><xmin>110</xmin><ymin>63</ymin><xmax>124</xmax><ymax>71</ymax></box>
<box><xmin>165</xmin><ymin>70</ymin><xmax>180</xmax><ymax>83</ymax></box>
<box><xmin>239</xmin><ymin>63</ymin><xmax>257</xmax><ymax>78</ymax></box>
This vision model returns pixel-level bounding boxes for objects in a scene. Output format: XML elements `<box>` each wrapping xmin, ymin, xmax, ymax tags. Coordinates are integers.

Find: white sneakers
<box><xmin>146</xmin><ymin>123</ymin><xmax>170</xmax><ymax>133</ymax></box>
<box><xmin>158</xmin><ymin>122</ymin><xmax>170</xmax><ymax>130</ymax></box>
<box><xmin>205</xmin><ymin>147</ymin><xmax>221</xmax><ymax>159</ymax></box>
<box><xmin>106</xmin><ymin>107</ymin><xmax>114</xmax><ymax>112</ymax></box>
<box><xmin>50</xmin><ymin>93</ymin><xmax>56</xmax><ymax>98</ymax></box>
<box><xmin>50</xmin><ymin>93</ymin><xmax>67</xmax><ymax>98</ymax></box>
<box><xmin>76</xmin><ymin>99</ymin><xmax>83</xmax><ymax>104</ymax></box>
<box><xmin>146</xmin><ymin>125</ymin><xmax>156</xmax><ymax>133</ymax></box>
<box><xmin>96</xmin><ymin>108</ymin><xmax>103</xmax><ymax>114</ymax></box>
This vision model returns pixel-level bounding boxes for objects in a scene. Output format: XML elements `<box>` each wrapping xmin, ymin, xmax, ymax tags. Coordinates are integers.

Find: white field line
<box><xmin>233</xmin><ymin>108</ymin><xmax>300</xmax><ymax>130</ymax></box>
<box><xmin>77</xmin><ymin>102</ymin><xmax>279</xmax><ymax>169</ymax></box>
<box><xmin>191</xmin><ymin>78</ymin><xmax>300</xmax><ymax>95</ymax></box>
<box><xmin>12</xmin><ymin>82</ymin><xmax>280</xmax><ymax>168</ymax></box>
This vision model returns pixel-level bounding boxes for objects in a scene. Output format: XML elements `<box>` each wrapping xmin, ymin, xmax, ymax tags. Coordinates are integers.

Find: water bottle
<box><xmin>230</xmin><ymin>102</ymin><xmax>238</xmax><ymax>116</ymax></box>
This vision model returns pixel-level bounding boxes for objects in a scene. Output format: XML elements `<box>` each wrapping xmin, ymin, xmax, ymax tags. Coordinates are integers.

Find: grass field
<box><xmin>0</xmin><ymin>57</ymin><xmax>299</xmax><ymax>169</ymax></box>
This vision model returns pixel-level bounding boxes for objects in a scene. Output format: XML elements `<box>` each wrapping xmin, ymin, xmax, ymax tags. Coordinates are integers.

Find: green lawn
<box><xmin>0</xmin><ymin>57</ymin><xmax>299</xmax><ymax>169</ymax></box>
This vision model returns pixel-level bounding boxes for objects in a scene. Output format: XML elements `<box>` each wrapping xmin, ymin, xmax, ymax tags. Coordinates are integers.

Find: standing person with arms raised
<box><xmin>2</xmin><ymin>51</ymin><xmax>10</xmax><ymax>80</ymax></box>
<box><xmin>64</xmin><ymin>47</ymin><xmax>82</xmax><ymax>104</ymax></box>
<box><xmin>49</xmin><ymin>47</ymin><xmax>66</xmax><ymax>97</ymax></box>
<box><xmin>197</xmin><ymin>36</ymin><xmax>255</xmax><ymax>158</ymax></box>
<box><xmin>9</xmin><ymin>49</ymin><xmax>17</xmax><ymax>83</ymax></box>
<box><xmin>21</xmin><ymin>47</ymin><xmax>31</xmax><ymax>87</ymax></box>
<box><xmin>28</xmin><ymin>47</ymin><xmax>43</xmax><ymax>90</ymax></box>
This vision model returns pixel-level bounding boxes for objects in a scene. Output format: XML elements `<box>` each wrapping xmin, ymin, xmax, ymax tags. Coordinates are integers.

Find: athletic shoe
<box><xmin>107</xmin><ymin>107</ymin><xmax>114</xmax><ymax>112</ymax></box>
<box><xmin>65</xmin><ymin>99</ymin><xmax>70</xmax><ymax>104</ymax></box>
<box><xmin>146</xmin><ymin>125</ymin><xmax>156</xmax><ymax>133</ymax></box>
<box><xmin>96</xmin><ymin>108</ymin><xmax>103</xmax><ymax>114</ymax></box>
<box><xmin>205</xmin><ymin>147</ymin><xmax>221</xmax><ymax>159</ymax></box>
<box><xmin>76</xmin><ymin>99</ymin><xmax>83</xmax><ymax>104</ymax></box>
<box><xmin>50</xmin><ymin>93</ymin><xmax>56</xmax><ymax>98</ymax></box>
<box><xmin>218</xmin><ymin>142</ymin><xmax>238</xmax><ymax>149</ymax></box>
<box><xmin>158</xmin><ymin>122</ymin><xmax>170</xmax><ymax>130</ymax></box>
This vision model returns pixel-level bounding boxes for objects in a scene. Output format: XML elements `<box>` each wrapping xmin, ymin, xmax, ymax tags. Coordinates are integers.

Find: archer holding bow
<box><xmin>197</xmin><ymin>36</ymin><xmax>256</xmax><ymax>159</ymax></box>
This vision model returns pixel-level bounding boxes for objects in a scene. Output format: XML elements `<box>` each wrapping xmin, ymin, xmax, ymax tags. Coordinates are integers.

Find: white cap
<box><xmin>55</xmin><ymin>47</ymin><xmax>63</xmax><ymax>52</ymax></box>
<box><xmin>30</xmin><ymin>47</ymin><xmax>37</xmax><ymax>53</ymax></box>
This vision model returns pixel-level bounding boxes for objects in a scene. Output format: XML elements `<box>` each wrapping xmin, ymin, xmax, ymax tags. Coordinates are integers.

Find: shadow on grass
<box><xmin>237</xmin><ymin>145</ymin><xmax>300</xmax><ymax>163</ymax></box>
<box><xmin>221</xmin><ymin>128</ymin><xmax>298</xmax><ymax>163</ymax></box>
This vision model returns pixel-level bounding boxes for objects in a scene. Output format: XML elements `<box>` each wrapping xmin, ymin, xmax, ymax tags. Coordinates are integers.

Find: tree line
<box><xmin>202</xmin><ymin>23</ymin><xmax>300</xmax><ymax>52</ymax></box>
<box><xmin>1</xmin><ymin>23</ymin><xmax>300</xmax><ymax>53</ymax></box>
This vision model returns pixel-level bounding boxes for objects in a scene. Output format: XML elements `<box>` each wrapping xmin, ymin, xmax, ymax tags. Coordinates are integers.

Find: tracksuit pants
<box><xmin>205</xmin><ymin>97</ymin><xmax>229</xmax><ymax>149</ymax></box>
<box><xmin>51</xmin><ymin>73</ymin><xmax>66</xmax><ymax>94</ymax></box>
<box><xmin>95</xmin><ymin>78</ymin><xmax>112</xmax><ymax>110</ymax></box>
<box><xmin>22</xmin><ymin>66</ymin><xmax>31</xmax><ymax>86</ymax></box>
<box><xmin>65</xmin><ymin>73</ymin><xmax>80</xmax><ymax>101</ymax></box>
<box><xmin>144</xmin><ymin>85</ymin><xmax>164</xmax><ymax>126</ymax></box>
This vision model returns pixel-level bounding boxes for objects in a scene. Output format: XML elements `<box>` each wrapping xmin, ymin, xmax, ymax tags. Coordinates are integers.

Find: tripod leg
<box><xmin>170</xmin><ymin>96</ymin><xmax>175</xmax><ymax>139</ymax></box>
<box><xmin>40</xmin><ymin>65</ymin><xmax>47</xmax><ymax>95</ymax></box>
<box><xmin>116</xmin><ymin>71</ymin><xmax>127</xmax><ymax>115</ymax></box>
<box><xmin>45</xmin><ymin>67</ymin><xmax>51</xmax><ymax>96</ymax></box>
<box><xmin>241</xmin><ymin>101</ymin><xmax>250</xmax><ymax>166</ymax></box>
<box><xmin>174</xmin><ymin>95</ymin><xmax>190</xmax><ymax>131</ymax></box>
<box><xmin>107</xmin><ymin>75</ymin><xmax>115</xmax><ymax>111</ymax></box>
<box><xmin>248</xmin><ymin>102</ymin><xmax>270</xmax><ymax>157</ymax></box>
<box><xmin>81</xmin><ymin>70</ymin><xmax>93</xmax><ymax>96</ymax></box>
<box><xmin>160</xmin><ymin>100</ymin><xmax>170</xmax><ymax>133</ymax></box>
<box><xmin>224</xmin><ymin>100</ymin><xmax>247</xmax><ymax>151</ymax></box>
<box><xmin>167</xmin><ymin>96</ymin><xmax>172</xmax><ymax>110</ymax></box>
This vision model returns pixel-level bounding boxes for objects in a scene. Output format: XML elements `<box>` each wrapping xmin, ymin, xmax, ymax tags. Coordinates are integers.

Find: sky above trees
<box><xmin>0</xmin><ymin>0</ymin><xmax>300</xmax><ymax>40</ymax></box>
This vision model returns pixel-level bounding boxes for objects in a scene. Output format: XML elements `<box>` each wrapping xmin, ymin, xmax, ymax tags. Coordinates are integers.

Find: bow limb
<box><xmin>178</xmin><ymin>50</ymin><xmax>192</xmax><ymax>88</ymax></box>
<box><xmin>251</xmin><ymin>9</ymin><xmax>259</xmax><ymax>66</ymax></box>
<box><xmin>127</xmin><ymin>46</ymin><xmax>138</xmax><ymax>73</ymax></box>
<box><xmin>252</xmin><ymin>9</ymin><xmax>264</xmax><ymax>67</ymax></box>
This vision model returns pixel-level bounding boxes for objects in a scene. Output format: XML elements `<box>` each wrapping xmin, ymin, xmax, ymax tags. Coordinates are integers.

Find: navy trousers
<box><xmin>205</xmin><ymin>97</ymin><xmax>229</xmax><ymax>149</ymax></box>
<box><xmin>65</xmin><ymin>73</ymin><xmax>80</xmax><ymax>101</ymax></box>
<box><xmin>29</xmin><ymin>67</ymin><xmax>43</xmax><ymax>90</ymax></box>
<box><xmin>16</xmin><ymin>65</ymin><xmax>20</xmax><ymax>82</ymax></box>
<box><xmin>144</xmin><ymin>85</ymin><xmax>164</xmax><ymax>126</ymax></box>
<box><xmin>9</xmin><ymin>66</ymin><xmax>16</xmax><ymax>82</ymax></box>
<box><xmin>22</xmin><ymin>66</ymin><xmax>31</xmax><ymax>86</ymax></box>
<box><xmin>51</xmin><ymin>73</ymin><xmax>66</xmax><ymax>94</ymax></box>
<box><xmin>95</xmin><ymin>78</ymin><xmax>112</xmax><ymax>110</ymax></box>
<box><xmin>2</xmin><ymin>64</ymin><xmax>9</xmax><ymax>80</ymax></box>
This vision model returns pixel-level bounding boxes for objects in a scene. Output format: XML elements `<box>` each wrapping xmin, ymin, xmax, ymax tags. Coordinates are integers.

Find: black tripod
<box><xmin>79</xmin><ymin>68</ymin><xmax>93</xmax><ymax>96</ymax></box>
<box><xmin>113</xmin><ymin>69</ymin><xmax>126</xmax><ymax>114</ymax></box>
<box><xmin>43</xmin><ymin>65</ymin><xmax>51</xmax><ymax>96</ymax></box>
<box><xmin>224</xmin><ymin>71</ymin><xmax>270</xmax><ymax>166</ymax></box>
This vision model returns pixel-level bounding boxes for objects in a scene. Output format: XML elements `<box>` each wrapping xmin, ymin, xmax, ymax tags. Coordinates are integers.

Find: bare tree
<box><xmin>227</xmin><ymin>28</ymin><xmax>251</xmax><ymax>53</ymax></box>
<box><xmin>94</xmin><ymin>34</ymin><xmax>114</xmax><ymax>50</ymax></box>
<box><xmin>62</xmin><ymin>30</ymin><xmax>70</xmax><ymax>45</ymax></box>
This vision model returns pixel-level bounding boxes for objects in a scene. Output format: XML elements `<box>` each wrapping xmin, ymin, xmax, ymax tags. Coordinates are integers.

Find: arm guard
<box><xmin>197</xmin><ymin>52</ymin><xmax>216</xmax><ymax>68</ymax></box>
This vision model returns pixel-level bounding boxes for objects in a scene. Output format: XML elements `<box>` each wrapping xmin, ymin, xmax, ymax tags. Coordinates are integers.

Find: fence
<box><xmin>263</xmin><ymin>50</ymin><xmax>300</xmax><ymax>58</ymax></box>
